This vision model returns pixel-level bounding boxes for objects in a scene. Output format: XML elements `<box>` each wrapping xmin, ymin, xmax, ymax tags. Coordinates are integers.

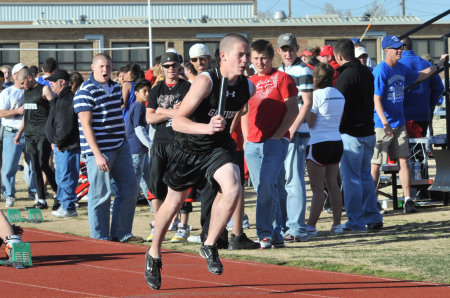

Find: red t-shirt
<box><xmin>247</xmin><ymin>69</ymin><xmax>298</xmax><ymax>142</ymax></box>
<box><xmin>330</xmin><ymin>60</ymin><xmax>339</xmax><ymax>86</ymax></box>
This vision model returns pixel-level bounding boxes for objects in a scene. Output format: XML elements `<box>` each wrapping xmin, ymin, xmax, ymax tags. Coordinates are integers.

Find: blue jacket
<box><xmin>399</xmin><ymin>50</ymin><xmax>444</xmax><ymax>122</ymax></box>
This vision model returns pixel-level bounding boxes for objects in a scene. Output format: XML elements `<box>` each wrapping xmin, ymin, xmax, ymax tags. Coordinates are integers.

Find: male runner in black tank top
<box><xmin>14</xmin><ymin>67</ymin><xmax>57</xmax><ymax>210</ymax></box>
<box><xmin>145</xmin><ymin>33</ymin><xmax>254</xmax><ymax>290</ymax></box>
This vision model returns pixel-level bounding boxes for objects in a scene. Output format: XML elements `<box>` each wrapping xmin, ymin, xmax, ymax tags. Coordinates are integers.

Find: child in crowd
<box><xmin>125</xmin><ymin>79</ymin><xmax>153</xmax><ymax>208</ymax></box>
<box><xmin>305</xmin><ymin>63</ymin><xmax>346</xmax><ymax>236</ymax></box>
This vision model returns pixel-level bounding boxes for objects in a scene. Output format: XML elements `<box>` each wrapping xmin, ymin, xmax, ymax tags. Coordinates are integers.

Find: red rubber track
<box><xmin>1</xmin><ymin>228</ymin><xmax>448</xmax><ymax>297</ymax></box>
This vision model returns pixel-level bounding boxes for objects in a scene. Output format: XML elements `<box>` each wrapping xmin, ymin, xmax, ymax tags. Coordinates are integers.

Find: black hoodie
<box><xmin>45</xmin><ymin>86</ymin><xmax>80</xmax><ymax>151</ymax></box>
<box><xmin>335</xmin><ymin>59</ymin><xmax>375</xmax><ymax>137</ymax></box>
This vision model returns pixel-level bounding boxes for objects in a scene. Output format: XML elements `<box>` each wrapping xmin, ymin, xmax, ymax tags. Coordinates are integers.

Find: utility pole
<box><xmin>288</xmin><ymin>0</ymin><xmax>291</xmax><ymax>17</ymax></box>
<box><xmin>402</xmin><ymin>0</ymin><xmax>405</xmax><ymax>16</ymax></box>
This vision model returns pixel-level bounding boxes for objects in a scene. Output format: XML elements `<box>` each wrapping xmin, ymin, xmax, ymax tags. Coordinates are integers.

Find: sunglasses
<box><xmin>387</xmin><ymin>45</ymin><xmax>405</xmax><ymax>50</ymax></box>
<box><xmin>162</xmin><ymin>63</ymin><xmax>179</xmax><ymax>69</ymax></box>
<box><xmin>190</xmin><ymin>57</ymin><xmax>207</xmax><ymax>63</ymax></box>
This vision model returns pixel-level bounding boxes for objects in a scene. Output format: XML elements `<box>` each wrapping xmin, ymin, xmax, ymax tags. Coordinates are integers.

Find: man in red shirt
<box><xmin>241</xmin><ymin>39</ymin><xmax>298</xmax><ymax>249</ymax></box>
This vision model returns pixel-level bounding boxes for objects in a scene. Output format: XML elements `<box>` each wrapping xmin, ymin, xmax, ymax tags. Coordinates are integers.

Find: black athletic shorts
<box><xmin>149</xmin><ymin>142</ymin><xmax>172</xmax><ymax>199</ymax></box>
<box><xmin>163</xmin><ymin>142</ymin><xmax>237</xmax><ymax>192</ymax></box>
<box><xmin>306</xmin><ymin>140</ymin><xmax>343</xmax><ymax>166</ymax></box>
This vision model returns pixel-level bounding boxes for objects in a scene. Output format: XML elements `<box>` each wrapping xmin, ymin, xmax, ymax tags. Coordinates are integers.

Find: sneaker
<box><xmin>169</xmin><ymin>218</ymin><xmax>180</xmax><ymax>231</ymax></box>
<box><xmin>187</xmin><ymin>235</ymin><xmax>202</xmax><ymax>243</ymax></box>
<box><xmin>27</xmin><ymin>201</ymin><xmax>48</xmax><ymax>210</ymax></box>
<box><xmin>403</xmin><ymin>200</ymin><xmax>417</xmax><ymax>214</ymax></box>
<box><xmin>171</xmin><ymin>225</ymin><xmax>189</xmax><ymax>243</ymax></box>
<box><xmin>52</xmin><ymin>196</ymin><xmax>61</xmax><ymax>211</ymax></box>
<box><xmin>283</xmin><ymin>233</ymin><xmax>309</xmax><ymax>243</ymax></box>
<box><xmin>366</xmin><ymin>222</ymin><xmax>383</xmax><ymax>232</ymax></box>
<box><xmin>259</xmin><ymin>237</ymin><xmax>272</xmax><ymax>250</ymax></box>
<box><xmin>272</xmin><ymin>241</ymin><xmax>285</xmax><ymax>249</ymax></box>
<box><xmin>377</xmin><ymin>201</ymin><xmax>386</xmax><ymax>214</ymax></box>
<box><xmin>52</xmin><ymin>207</ymin><xmax>78</xmax><ymax>218</ymax></box>
<box><xmin>228</xmin><ymin>233</ymin><xmax>260</xmax><ymax>250</ymax></box>
<box><xmin>242</xmin><ymin>213</ymin><xmax>250</xmax><ymax>229</ymax></box>
<box><xmin>144</xmin><ymin>249</ymin><xmax>162</xmax><ymax>290</ymax></box>
<box><xmin>330</xmin><ymin>224</ymin><xmax>344</xmax><ymax>235</ymax></box>
<box><xmin>121</xmin><ymin>235</ymin><xmax>144</xmax><ymax>244</ymax></box>
<box><xmin>199</xmin><ymin>243</ymin><xmax>223</xmax><ymax>275</ymax></box>
<box><xmin>306</xmin><ymin>225</ymin><xmax>318</xmax><ymax>237</ymax></box>
<box><xmin>5</xmin><ymin>197</ymin><xmax>15</xmax><ymax>207</ymax></box>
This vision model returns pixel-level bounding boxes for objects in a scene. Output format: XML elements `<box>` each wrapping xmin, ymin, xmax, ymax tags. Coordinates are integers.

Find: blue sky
<box><xmin>257</xmin><ymin>0</ymin><xmax>449</xmax><ymax>21</ymax></box>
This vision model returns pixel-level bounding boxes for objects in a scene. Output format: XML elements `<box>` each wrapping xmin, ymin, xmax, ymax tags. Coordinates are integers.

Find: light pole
<box><xmin>148</xmin><ymin>0</ymin><xmax>153</xmax><ymax>68</ymax></box>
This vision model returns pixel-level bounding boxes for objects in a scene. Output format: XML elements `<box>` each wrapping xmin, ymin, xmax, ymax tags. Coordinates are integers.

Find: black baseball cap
<box><xmin>46</xmin><ymin>69</ymin><xmax>70</xmax><ymax>82</ymax></box>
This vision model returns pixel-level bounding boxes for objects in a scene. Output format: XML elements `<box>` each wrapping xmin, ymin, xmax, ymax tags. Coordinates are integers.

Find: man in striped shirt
<box><xmin>74</xmin><ymin>53</ymin><xmax>142</xmax><ymax>243</ymax></box>
<box><xmin>277</xmin><ymin>33</ymin><xmax>313</xmax><ymax>242</ymax></box>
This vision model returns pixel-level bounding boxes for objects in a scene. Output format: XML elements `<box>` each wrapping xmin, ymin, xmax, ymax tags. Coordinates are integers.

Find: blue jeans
<box><xmin>132</xmin><ymin>152</ymin><xmax>151</xmax><ymax>195</ymax></box>
<box><xmin>245</xmin><ymin>138</ymin><xmax>289</xmax><ymax>243</ymax></box>
<box><xmin>54</xmin><ymin>147</ymin><xmax>80</xmax><ymax>212</ymax></box>
<box><xmin>85</xmin><ymin>141</ymin><xmax>138</xmax><ymax>241</ymax></box>
<box><xmin>281</xmin><ymin>135</ymin><xmax>309</xmax><ymax>238</ymax></box>
<box><xmin>340</xmin><ymin>134</ymin><xmax>383</xmax><ymax>230</ymax></box>
<box><xmin>2</xmin><ymin>130</ymin><xmax>35</xmax><ymax>198</ymax></box>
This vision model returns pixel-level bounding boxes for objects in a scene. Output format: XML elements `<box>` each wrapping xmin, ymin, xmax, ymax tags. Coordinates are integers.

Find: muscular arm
<box><xmin>287</xmin><ymin>91</ymin><xmax>312</xmax><ymax>139</ymax></box>
<box><xmin>172</xmin><ymin>75</ymin><xmax>224</xmax><ymax>135</ymax></box>
<box><xmin>271</xmin><ymin>96</ymin><xmax>299</xmax><ymax>140</ymax></box>
<box><xmin>78</xmin><ymin>111</ymin><xmax>110</xmax><ymax>172</ymax></box>
<box><xmin>416</xmin><ymin>54</ymin><xmax>448</xmax><ymax>82</ymax></box>
<box><xmin>42</xmin><ymin>85</ymin><xmax>54</xmax><ymax>101</ymax></box>
<box><xmin>146</xmin><ymin>107</ymin><xmax>170</xmax><ymax>124</ymax></box>
<box><xmin>121</xmin><ymin>82</ymin><xmax>131</xmax><ymax>110</ymax></box>
<box><xmin>0</xmin><ymin>107</ymin><xmax>23</xmax><ymax>118</ymax></box>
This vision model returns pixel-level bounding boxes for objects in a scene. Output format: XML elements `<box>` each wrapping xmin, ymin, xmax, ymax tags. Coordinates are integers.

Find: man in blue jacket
<box><xmin>399</xmin><ymin>37</ymin><xmax>444</xmax><ymax>136</ymax></box>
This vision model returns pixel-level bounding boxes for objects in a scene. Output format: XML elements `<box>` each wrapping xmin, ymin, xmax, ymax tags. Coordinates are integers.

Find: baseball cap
<box><xmin>319</xmin><ymin>45</ymin><xmax>334</xmax><ymax>57</ymax></box>
<box><xmin>382</xmin><ymin>35</ymin><xmax>404</xmax><ymax>49</ymax></box>
<box><xmin>46</xmin><ymin>69</ymin><xmax>70</xmax><ymax>82</ymax></box>
<box><xmin>12</xmin><ymin>63</ymin><xmax>26</xmax><ymax>75</ymax></box>
<box><xmin>277</xmin><ymin>33</ymin><xmax>297</xmax><ymax>48</ymax></box>
<box><xmin>355</xmin><ymin>47</ymin><xmax>368</xmax><ymax>58</ymax></box>
<box><xmin>301</xmin><ymin>50</ymin><xmax>314</xmax><ymax>57</ymax></box>
<box><xmin>351</xmin><ymin>38</ymin><xmax>361</xmax><ymax>45</ymax></box>
<box><xmin>189</xmin><ymin>43</ymin><xmax>210</xmax><ymax>58</ymax></box>
<box><xmin>166</xmin><ymin>48</ymin><xmax>178</xmax><ymax>54</ymax></box>
<box><xmin>160</xmin><ymin>52</ymin><xmax>179</xmax><ymax>64</ymax></box>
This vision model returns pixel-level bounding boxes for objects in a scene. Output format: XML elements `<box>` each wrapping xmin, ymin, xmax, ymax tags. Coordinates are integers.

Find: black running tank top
<box><xmin>23</xmin><ymin>84</ymin><xmax>50</xmax><ymax>139</ymax></box>
<box><xmin>176</xmin><ymin>68</ymin><xmax>250</xmax><ymax>154</ymax></box>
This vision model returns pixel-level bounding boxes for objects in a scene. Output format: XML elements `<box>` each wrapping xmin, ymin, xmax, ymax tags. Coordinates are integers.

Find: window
<box><xmin>184</xmin><ymin>41</ymin><xmax>220</xmax><ymax>68</ymax></box>
<box><xmin>0</xmin><ymin>43</ymin><xmax>20</xmax><ymax>66</ymax></box>
<box><xmin>39</xmin><ymin>43</ymin><xmax>93</xmax><ymax>71</ymax></box>
<box><xmin>112</xmin><ymin>42</ymin><xmax>165</xmax><ymax>70</ymax></box>
<box><xmin>412</xmin><ymin>39</ymin><xmax>442</xmax><ymax>64</ymax></box>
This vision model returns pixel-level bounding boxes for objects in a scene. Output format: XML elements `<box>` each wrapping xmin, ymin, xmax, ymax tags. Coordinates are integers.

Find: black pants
<box><xmin>26</xmin><ymin>137</ymin><xmax>57</xmax><ymax>200</ymax></box>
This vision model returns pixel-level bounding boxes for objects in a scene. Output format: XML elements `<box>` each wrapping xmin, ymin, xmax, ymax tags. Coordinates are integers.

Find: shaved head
<box><xmin>220</xmin><ymin>33</ymin><xmax>249</xmax><ymax>54</ymax></box>
<box><xmin>15</xmin><ymin>67</ymin><xmax>32</xmax><ymax>81</ymax></box>
<box><xmin>92</xmin><ymin>53</ymin><xmax>112</xmax><ymax>65</ymax></box>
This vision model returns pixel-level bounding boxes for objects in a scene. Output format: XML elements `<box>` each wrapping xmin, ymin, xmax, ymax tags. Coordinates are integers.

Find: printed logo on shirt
<box><xmin>254</xmin><ymin>72</ymin><xmax>279</xmax><ymax>100</ymax></box>
<box><xmin>156</xmin><ymin>94</ymin><xmax>181</xmax><ymax>109</ymax></box>
<box><xmin>207</xmin><ymin>109</ymin><xmax>237</xmax><ymax>119</ymax></box>
<box><xmin>24</xmin><ymin>103</ymin><xmax>37</xmax><ymax>110</ymax></box>
<box><xmin>387</xmin><ymin>74</ymin><xmax>405</xmax><ymax>103</ymax></box>
<box><xmin>226</xmin><ymin>90</ymin><xmax>236</xmax><ymax>98</ymax></box>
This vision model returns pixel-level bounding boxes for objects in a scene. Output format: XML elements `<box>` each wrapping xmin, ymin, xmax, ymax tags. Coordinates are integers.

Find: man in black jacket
<box><xmin>45</xmin><ymin>69</ymin><xmax>81</xmax><ymax>217</ymax></box>
<box><xmin>334</xmin><ymin>39</ymin><xmax>383</xmax><ymax>232</ymax></box>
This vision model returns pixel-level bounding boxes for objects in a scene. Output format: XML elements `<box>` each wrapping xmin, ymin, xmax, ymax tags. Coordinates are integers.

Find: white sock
<box><xmin>404</xmin><ymin>197</ymin><xmax>412</xmax><ymax>202</ymax></box>
<box><xmin>38</xmin><ymin>199</ymin><xmax>46</xmax><ymax>204</ymax></box>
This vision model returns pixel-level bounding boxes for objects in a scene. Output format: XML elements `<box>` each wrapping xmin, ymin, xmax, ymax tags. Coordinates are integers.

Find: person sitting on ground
<box><xmin>305</xmin><ymin>63</ymin><xmax>346</xmax><ymax>236</ymax></box>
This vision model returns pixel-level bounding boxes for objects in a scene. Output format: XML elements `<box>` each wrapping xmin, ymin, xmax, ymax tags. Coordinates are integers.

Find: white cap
<box><xmin>189</xmin><ymin>43</ymin><xmax>210</xmax><ymax>59</ymax></box>
<box><xmin>12</xmin><ymin>63</ymin><xmax>26</xmax><ymax>75</ymax></box>
<box><xmin>166</xmin><ymin>48</ymin><xmax>178</xmax><ymax>54</ymax></box>
<box><xmin>355</xmin><ymin>47</ymin><xmax>368</xmax><ymax>58</ymax></box>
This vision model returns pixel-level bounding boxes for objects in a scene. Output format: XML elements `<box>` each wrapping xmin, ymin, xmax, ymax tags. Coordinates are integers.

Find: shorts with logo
<box><xmin>163</xmin><ymin>142</ymin><xmax>237</xmax><ymax>192</ymax></box>
<box><xmin>306</xmin><ymin>140</ymin><xmax>343</xmax><ymax>166</ymax></box>
<box><xmin>371</xmin><ymin>125</ymin><xmax>409</xmax><ymax>165</ymax></box>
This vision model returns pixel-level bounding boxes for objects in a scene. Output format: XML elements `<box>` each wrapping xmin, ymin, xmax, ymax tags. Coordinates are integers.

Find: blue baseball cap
<box><xmin>351</xmin><ymin>38</ymin><xmax>361</xmax><ymax>45</ymax></box>
<box><xmin>382</xmin><ymin>35</ymin><xmax>404</xmax><ymax>49</ymax></box>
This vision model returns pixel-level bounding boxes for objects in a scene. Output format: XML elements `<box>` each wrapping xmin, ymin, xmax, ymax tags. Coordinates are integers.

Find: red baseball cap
<box><xmin>320</xmin><ymin>45</ymin><xmax>334</xmax><ymax>57</ymax></box>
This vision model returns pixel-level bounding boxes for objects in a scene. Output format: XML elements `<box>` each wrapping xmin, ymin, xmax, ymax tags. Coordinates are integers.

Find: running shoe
<box><xmin>169</xmin><ymin>218</ymin><xmax>180</xmax><ymax>231</ymax></box>
<box><xmin>144</xmin><ymin>249</ymin><xmax>162</xmax><ymax>290</ymax></box>
<box><xmin>228</xmin><ymin>233</ymin><xmax>260</xmax><ymax>250</ymax></box>
<box><xmin>27</xmin><ymin>201</ymin><xmax>48</xmax><ymax>210</ymax></box>
<box><xmin>171</xmin><ymin>225</ymin><xmax>189</xmax><ymax>243</ymax></box>
<box><xmin>330</xmin><ymin>224</ymin><xmax>344</xmax><ymax>235</ymax></box>
<box><xmin>403</xmin><ymin>200</ymin><xmax>417</xmax><ymax>214</ymax></box>
<box><xmin>306</xmin><ymin>225</ymin><xmax>318</xmax><ymax>237</ymax></box>
<box><xmin>283</xmin><ymin>233</ymin><xmax>309</xmax><ymax>242</ymax></box>
<box><xmin>52</xmin><ymin>207</ymin><xmax>78</xmax><ymax>218</ymax></box>
<box><xmin>5</xmin><ymin>197</ymin><xmax>15</xmax><ymax>208</ymax></box>
<box><xmin>200</xmin><ymin>243</ymin><xmax>223</xmax><ymax>275</ymax></box>
<box><xmin>259</xmin><ymin>237</ymin><xmax>272</xmax><ymax>250</ymax></box>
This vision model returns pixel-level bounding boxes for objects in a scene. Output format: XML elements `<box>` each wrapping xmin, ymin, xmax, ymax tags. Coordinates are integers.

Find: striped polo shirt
<box><xmin>74</xmin><ymin>73</ymin><xmax>125</xmax><ymax>155</ymax></box>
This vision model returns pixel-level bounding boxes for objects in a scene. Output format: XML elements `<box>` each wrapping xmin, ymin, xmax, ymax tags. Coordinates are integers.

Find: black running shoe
<box><xmin>200</xmin><ymin>243</ymin><xmax>223</xmax><ymax>275</ymax></box>
<box><xmin>27</xmin><ymin>201</ymin><xmax>48</xmax><ymax>210</ymax></box>
<box><xmin>228</xmin><ymin>233</ymin><xmax>260</xmax><ymax>250</ymax></box>
<box><xmin>403</xmin><ymin>200</ymin><xmax>417</xmax><ymax>214</ymax></box>
<box><xmin>366</xmin><ymin>222</ymin><xmax>383</xmax><ymax>231</ymax></box>
<box><xmin>52</xmin><ymin>197</ymin><xmax>61</xmax><ymax>211</ymax></box>
<box><xmin>144</xmin><ymin>249</ymin><xmax>162</xmax><ymax>290</ymax></box>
